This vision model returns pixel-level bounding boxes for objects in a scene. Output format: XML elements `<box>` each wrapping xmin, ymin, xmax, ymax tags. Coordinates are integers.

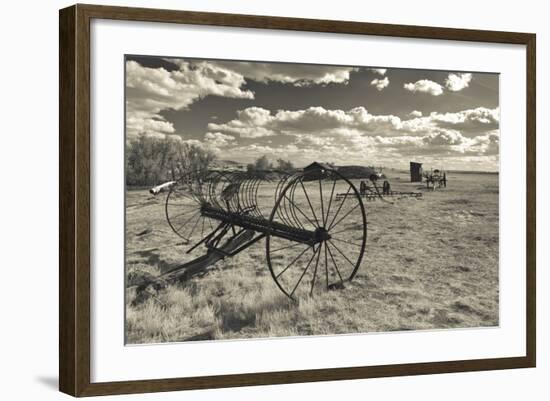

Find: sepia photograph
<box><xmin>124</xmin><ymin>55</ymin><xmax>499</xmax><ymax>345</ymax></box>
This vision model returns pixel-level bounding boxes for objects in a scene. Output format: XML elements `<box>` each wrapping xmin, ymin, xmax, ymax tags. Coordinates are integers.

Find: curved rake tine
<box><xmin>245</xmin><ymin>177</ymin><xmax>256</xmax><ymax>216</ymax></box>
<box><xmin>288</xmin><ymin>181</ymin><xmax>305</xmax><ymax>230</ymax></box>
<box><xmin>283</xmin><ymin>193</ymin><xmax>318</xmax><ymax>229</ymax></box>
<box><xmin>279</xmin><ymin>179</ymin><xmax>295</xmax><ymax>228</ymax></box>
<box><xmin>252</xmin><ymin>177</ymin><xmax>263</xmax><ymax>218</ymax></box>
<box><xmin>238</xmin><ymin>176</ymin><xmax>250</xmax><ymax>213</ymax></box>
<box><xmin>275</xmin><ymin>177</ymin><xmax>292</xmax><ymax>225</ymax></box>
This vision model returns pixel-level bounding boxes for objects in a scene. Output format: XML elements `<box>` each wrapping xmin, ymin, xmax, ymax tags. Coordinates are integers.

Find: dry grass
<box><xmin>125</xmin><ymin>171</ymin><xmax>499</xmax><ymax>344</ymax></box>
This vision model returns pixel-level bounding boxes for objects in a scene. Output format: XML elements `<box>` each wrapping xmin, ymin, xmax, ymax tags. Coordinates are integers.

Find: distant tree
<box><xmin>126</xmin><ymin>133</ymin><xmax>216</xmax><ymax>187</ymax></box>
<box><xmin>246</xmin><ymin>163</ymin><xmax>256</xmax><ymax>173</ymax></box>
<box><xmin>276</xmin><ymin>158</ymin><xmax>295</xmax><ymax>172</ymax></box>
<box><xmin>254</xmin><ymin>155</ymin><xmax>272</xmax><ymax>171</ymax></box>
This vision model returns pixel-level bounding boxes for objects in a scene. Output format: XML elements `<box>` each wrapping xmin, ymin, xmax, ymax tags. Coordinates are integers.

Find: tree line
<box><xmin>246</xmin><ymin>155</ymin><xmax>296</xmax><ymax>173</ymax></box>
<box><xmin>126</xmin><ymin>134</ymin><xmax>298</xmax><ymax>186</ymax></box>
<box><xmin>126</xmin><ymin>134</ymin><xmax>215</xmax><ymax>187</ymax></box>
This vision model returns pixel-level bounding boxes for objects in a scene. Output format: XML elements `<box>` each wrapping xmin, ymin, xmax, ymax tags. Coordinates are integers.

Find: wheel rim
<box><xmin>266</xmin><ymin>168</ymin><xmax>367</xmax><ymax>299</ymax></box>
<box><xmin>165</xmin><ymin>172</ymin><xmax>216</xmax><ymax>245</ymax></box>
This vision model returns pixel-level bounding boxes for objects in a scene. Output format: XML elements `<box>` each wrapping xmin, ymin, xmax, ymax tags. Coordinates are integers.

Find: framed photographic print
<box><xmin>59</xmin><ymin>4</ymin><xmax>536</xmax><ymax>397</ymax></box>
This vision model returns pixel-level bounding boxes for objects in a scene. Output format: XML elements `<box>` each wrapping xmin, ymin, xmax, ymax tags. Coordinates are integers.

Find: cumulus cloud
<box><xmin>199</xmin><ymin>60</ymin><xmax>358</xmax><ymax>86</ymax></box>
<box><xmin>126</xmin><ymin>112</ymin><xmax>175</xmax><ymax>136</ymax></box>
<box><xmin>208</xmin><ymin>107</ymin><xmax>277</xmax><ymax>138</ymax></box>
<box><xmin>369</xmin><ymin>68</ymin><xmax>387</xmax><ymax>75</ymax></box>
<box><xmin>126</xmin><ymin>58</ymin><xmax>364</xmax><ymax>138</ymax></box>
<box><xmin>370</xmin><ymin>77</ymin><xmax>390</xmax><ymax>91</ymax></box>
<box><xmin>403</xmin><ymin>79</ymin><xmax>444</xmax><ymax>96</ymax></box>
<box><xmin>445</xmin><ymin>73</ymin><xmax>473</xmax><ymax>92</ymax></box>
<box><xmin>409</xmin><ymin>110</ymin><xmax>423</xmax><ymax>118</ymax></box>
<box><xmin>210</xmin><ymin>105</ymin><xmax>499</xmax><ymax>140</ymax></box>
<box><xmin>469</xmin><ymin>131</ymin><xmax>499</xmax><ymax>155</ymax></box>
<box><xmin>295</xmin><ymin>134</ymin><xmax>334</xmax><ymax>147</ymax></box>
<box><xmin>125</xmin><ymin>60</ymin><xmax>254</xmax><ymax>137</ymax></box>
<box><xmin>209</xmin><ymin>106</ymin><xmax>406</xmax><ymax>138</ymax></box>
<box><xmin>373</xmin><ymin>128</ymin><xmax>499</xmax><ymax>157</ymax></box>
<box><xmin>204</xmin><ymin>132</ymin><xmax>236</xmax><ymax>147</ymax></box>
<box><xmin>206</xmin><ymin>105</ymin><xmax>499</xmax><ymax>167</ymax></box>
<box><xmin>429</xmin><ymin>107</ymin><xmax>499</xmax><ymax>135</ymax></box>
<box><xmin>403</xmin><ymin>73</ymin><xmax>472</xmax><ymax>96</ymax></box>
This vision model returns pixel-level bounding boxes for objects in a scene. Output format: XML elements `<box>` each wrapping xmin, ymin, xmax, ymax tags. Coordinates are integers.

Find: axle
<box><xmin>200</xmin><ymin>204</ymin><xmax>330</xmax><ymax>245</ymax></box>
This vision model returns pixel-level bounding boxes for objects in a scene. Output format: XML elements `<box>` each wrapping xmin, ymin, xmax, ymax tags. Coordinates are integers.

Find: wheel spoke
<box><xmin>299</xmin><ymin>180</ymin><xmax>320</xmax><ymax>227</ymax></box>
<box><xmin>324</xmin><ymin>178</ymin><xmax>337</xmax><ymax>227</ymax></box>
<box><xmin>326</xmin><ymin>243</ymin><xmax>344</xmax><ymax>282</ymax></box>
<box><xmin>275</xmin><ymin>245</ymin><xmax>310</xmax><ymax>279</ymax></box>
<box><xmin>327</xmin><ymin>185</ymin><xmax>352</xmax><ymax>230</ymax></box>
<box><xmin>283</xmin><ymin>194</ymin><xmax>318</xmax><ymax>229</ymax></box>
<box><xmin>174</xmin><ymin>211</ymin><xmax>200</xmax><ymax>234</ymax></box>
<box><xmin>184</xmin><ymin>213</ymin><xmax>202</xmax><ymax>240</ymax></box>
<box><xmin>270</xmin><ymin>241</ymin><xmax>304</xmax><ymax>253</ymax></box>
<box><xmin>324</xmin><ymin>242</ymin><xmax>329</xmax><ymax>289</ymax></box>
<box><xmin>310</xmin><ymin>243</ymin><xmax>322</xmax><ymax>296</ymax></box>
<box><xmin>166</xmin><ymin>202</ymin><xmax>197</xmax><ymax>207</ymax></box>
<box><xmin>290</xmin><ymin>246</ymin><xmax>320</xmax><ymax>298</ymax></box>
<box><xmin>328</xmin><ymin>227</ymin><xmax>353</xmax><ymax>236</ymax></box>
<box><xmin>328</xmin><ymin>239</ymin><xmax>358</xmax><ymax>270</ymax></box>
<box><xmin>328</xmin><ymin>203</ymin><xmax>360</xmax><ymax>231</ymax></box>
<box><xmin>173</xmin><ymin>191</ymin><xmax>195</xmax><ymax>201</ymax></box>
<box><xmin>169</xmin><ymin>208</ymin><xmax>198</xmax><ymax>220</ymax></box>
<box><xmin>330</xmin><ymin>236</ymin><xmax>364</xmax><ymax>248</ymax></box>
<box><xmin>319</xmin><ymin>179</ymin><xmax>325</xmax><ymax>226</ymax></box>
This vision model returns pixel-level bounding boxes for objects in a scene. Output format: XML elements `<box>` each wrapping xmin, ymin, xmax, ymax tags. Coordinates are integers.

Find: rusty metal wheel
<box><xmin>266</xmin><ymin>167</ymin><xmax>367</xmax><ymax>300</ymax></box>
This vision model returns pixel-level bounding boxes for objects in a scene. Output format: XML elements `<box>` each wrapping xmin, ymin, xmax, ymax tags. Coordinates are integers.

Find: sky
<box><xmin>125</xmin><ymin>55</ymin><xmax>500</xmax><ymax>171</ymax></box>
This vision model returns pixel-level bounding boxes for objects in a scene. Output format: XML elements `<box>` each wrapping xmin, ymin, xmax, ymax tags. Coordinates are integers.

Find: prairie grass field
<box><xmin>125</xmin><ymin>170</ymin><xmax>499</xmax><ymax>344</ymax></box>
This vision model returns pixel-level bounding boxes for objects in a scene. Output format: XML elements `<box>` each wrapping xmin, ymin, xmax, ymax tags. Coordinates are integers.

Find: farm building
<box><xmin>303</xmin><ymin>161</ymin><xmax>332</xmax><ymax>172</ymax></box>
<box><xmin>410</xmin><ymin>161</ymin><xmax>423</xmax><ymax>182</ymax></box>
<box><xmin>303</xmin><ymin>162</ymin><xmax>383</xmax><ymax>180</ymax></box>
<box><xmin>302</xmin><ymin>162</ymin><xmax>333</xmax><ymax>180</ymax></box>
<box><xmin>337</xmin><ymin>165</ymin><xmax>382</xmax><ymax>179</ymax></box>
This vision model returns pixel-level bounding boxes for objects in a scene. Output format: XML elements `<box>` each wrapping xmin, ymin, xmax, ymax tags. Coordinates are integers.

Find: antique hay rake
<box><xmin>162</xmin><ymin>165</ymin><xmax>367</xmax><ymax>300</ymax></box>
<box><xmin>337</xmin><ymin>174</ymin><xmax>423</xmax><ymax>202</ymax></box>
<box><xmin>423</xmin><ymin>169</ymin><xmax>447</xmax><ymax>190</ymax></box>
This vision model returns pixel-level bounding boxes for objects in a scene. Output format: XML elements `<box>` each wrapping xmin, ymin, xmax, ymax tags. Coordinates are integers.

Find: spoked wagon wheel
<box><xmin>266</xmin><ymin>167</ymin><xmax>367</xmax><ymax>300</ymax></box>
<box><xmin>165</xmin><ymin>172</ymin><xmax>217</xmax><ymax>246</ymax></box>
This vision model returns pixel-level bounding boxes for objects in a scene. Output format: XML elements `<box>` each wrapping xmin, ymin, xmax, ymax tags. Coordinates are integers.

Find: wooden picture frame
<box><xmin>59</xmin><ymin>3</ymin><xmax>536</xmax><ymax>397</ymax></box>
